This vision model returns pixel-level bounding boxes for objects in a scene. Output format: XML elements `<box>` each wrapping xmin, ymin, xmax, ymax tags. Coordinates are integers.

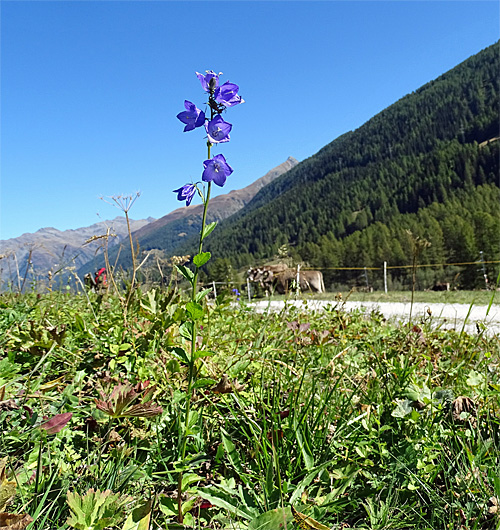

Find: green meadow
<box><xmin>1</xmin><ymin>288</ymin><xmax>498</xmax><ymax>529</ymax></box>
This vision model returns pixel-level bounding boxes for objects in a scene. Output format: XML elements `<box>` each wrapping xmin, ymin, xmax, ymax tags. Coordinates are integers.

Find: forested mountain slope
<box><xmin>200</xmin><ymin>42</ymin><xmax>499</xmax><ymax>287</ymax></box>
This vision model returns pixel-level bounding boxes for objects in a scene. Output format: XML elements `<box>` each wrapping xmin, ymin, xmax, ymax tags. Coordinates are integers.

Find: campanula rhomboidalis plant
<box><xmin>173</xmin><ymin>70</ymin><xmax>243</xmax><ymax>522</ymax></box>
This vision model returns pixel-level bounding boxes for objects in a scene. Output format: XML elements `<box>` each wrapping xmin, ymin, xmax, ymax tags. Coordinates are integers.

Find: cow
<box><xmin>248</xmin><ymin>265</ymin><xmax>325</xmax><ymax>295</ymax></box>
<box><xmin>274</xmin><ymin>269</ymin><xmax>325</xmax><ymax>294</ymax></box>
<box><xmin>247</xmin><ymin>264</ymin><xmax>288</xmax><ymax>295</ymax></box>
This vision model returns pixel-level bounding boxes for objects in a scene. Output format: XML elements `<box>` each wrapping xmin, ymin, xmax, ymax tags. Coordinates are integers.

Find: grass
<box><xmin>0</xmin><ymin>287</ymin><xmax>499</xmax><ymax>529</ymax></box>
<box><xmin>265</xmin><ymin>289</ymin><xmax>498</xmax><ymax>306</ymax></box>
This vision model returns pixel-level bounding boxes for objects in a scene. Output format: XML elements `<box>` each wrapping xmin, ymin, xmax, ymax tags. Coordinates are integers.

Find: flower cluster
<box><xmin>231</xmin><ymin>288</ymin><xmax>241</xmax><ymax>302</ymax></box>
<box><xmin>174</xmin><ymin>70</ymin><xmax>244</xmax><ymax>204</ymax></box>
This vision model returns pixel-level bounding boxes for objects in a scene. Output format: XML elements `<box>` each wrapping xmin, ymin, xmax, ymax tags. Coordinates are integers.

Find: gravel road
<box><xmin>249</xmin><ymin>299</ymin><xmax>500</xmax><ymax>337</ymax></box>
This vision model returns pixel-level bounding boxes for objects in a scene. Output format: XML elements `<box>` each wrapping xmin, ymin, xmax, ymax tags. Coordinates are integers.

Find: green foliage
<box><xmin>2</xmin><ymin>261</ymin><xmax>500</xmax><ymax>529</ymax></box>
<box><xmin>66</xmin><ymin>488</ymin><xmax>133</xmax><ymax>530</ymax></box>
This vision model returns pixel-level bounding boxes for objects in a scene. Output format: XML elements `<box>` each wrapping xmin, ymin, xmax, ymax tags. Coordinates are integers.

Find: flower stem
<box><xmin>177</xmin><ymin>140</ymin><xmax>212</xmax><ymax>524</ymax></box>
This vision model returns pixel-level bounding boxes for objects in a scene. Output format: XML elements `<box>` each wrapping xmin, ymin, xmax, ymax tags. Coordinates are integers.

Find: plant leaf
<box><xmin>195</xmin><ymin>288</ymin><xmax>213</xmax><ymax>303</ymax></box>
<box><xmin>197</xmin><ymin>488</ymin><xmax>255</xmax><ymax>521</ymax></box>
<box><xmin>121</xmin><ymin>500</ymin><xmax>152</xmax><ymax>530</ymax></box>
<box><xmin>293</xmin><ymin>420</ymin><xmax>314</xmax><ymax>471</ymax></box>
<box><xmin>176</xmin><ymin>264</ymin><xmax>194</xmax><ymax>284</ymax></box>
<box><xmin>221</xmin><ymin>429</ymin><xmax>244</xmax><ymax>476</ymax></box>
<box><xmin>291</xmin><ymin>506</ymin><xmax>331</xmax><ymax>530</ymax></box>
<box><xmin>192</xmin><ymin>378</ymin><xmax>216</xmax><ymax>389</ymax></box>
<box><xmin>186</xmin><ymin>301</ymin><xmax>204</xmax><ymax>321</ymax></box>
<box><xmin>39</xmin><ymin>412</ymin><xmax>72</xmax><ymax>434</ymax></box>
<box><xmin>248</xmin><ymin>507</ymin><xmax>292</xmax><ymax>530</ymax></box>
<box><xmin>170</xmin><ymin>347</ymin><xmax>189</xmax><ymax>364</ymax></box>
<box><xmin>179</xmin><ymin>321</ymin><xmax>193</xmax><ymax>340</ymax></box>
<box><xmin>193</xmin><ymin>252</ymin><xmax>211</xmax><ymax>268</ymax></box>
<box><xmin>201</xmin><ymin>221</ymin><xmax>217</xmax><ymax>241</ymax></box>
<box><xmin>194</xmin><ymin>349</ymin><xmax>213</xmax><ymax>359</ymax></box>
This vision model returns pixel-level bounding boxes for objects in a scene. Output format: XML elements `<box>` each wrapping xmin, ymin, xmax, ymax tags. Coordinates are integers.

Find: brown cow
<box><xmin>247</xmin><ymin>264</ymin><xmax>288</xmax><ymax>295</ymax></box>
<box><xmin>274</xmin><ymin>269</ymin><xmax>325</xmax><ymax>294</ymax></box>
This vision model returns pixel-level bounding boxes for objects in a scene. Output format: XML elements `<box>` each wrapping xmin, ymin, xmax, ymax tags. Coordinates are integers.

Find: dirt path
<box><xmin>250</xmin><ymin>299</ymin><xmax>500</xmax><ymax>336</ymax></box>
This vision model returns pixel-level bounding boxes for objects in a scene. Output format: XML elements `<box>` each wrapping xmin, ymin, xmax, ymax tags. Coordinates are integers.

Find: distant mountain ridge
<box><xmin>78</xmin><ymin>157</ymin><xmax>298</xmax><ymax>276</ymax></box>
<box><xmin>131</xmin><ymin>156</ymin><xmax>298</xmax><ymax>241</ymax></box>
<box><xmin>0</xmin><ymin>216</ymin><xmax>155</xmax><ymax>289</ymax></box>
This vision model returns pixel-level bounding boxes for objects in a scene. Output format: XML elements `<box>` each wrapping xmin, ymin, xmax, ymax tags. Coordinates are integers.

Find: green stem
<box><xmin>177</xmin><ymin>139</ymin><xmax>213</xmax><ymax>524</ymax></box>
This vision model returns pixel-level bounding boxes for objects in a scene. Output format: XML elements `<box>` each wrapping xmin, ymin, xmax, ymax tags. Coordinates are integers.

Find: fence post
<box><xmin>480</xmin><ymin>251</ymin><xmax>489</xmax><ymax>289</ymax></box>
<box><xmin>384</xmin><ymin>262</ymin><xmax>388</xmax><ymax>294</ymax></box>
<box><xmin>247</xmin><ymin>278</ymin><xmax>251</xmax><ymax>302</ymax></box>
<box><xmin>296</xmin><ymin>264</ymin><xmax>301</xmax><ymax>297</ymax></box>
<box><xmin>212</xmin><ymin>281</ymin><xmax>217</xmax><ymax>299</ymax></box>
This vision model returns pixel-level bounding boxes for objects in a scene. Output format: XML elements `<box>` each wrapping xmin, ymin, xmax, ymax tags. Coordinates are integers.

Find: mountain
<box><xmin>198</xmin><ymin>42</ymin><xmax>499</xmax><ymax>289</ymax></box>
<box><xmin>77</xmin><ymin>157</ymin><xmax>298</xmax><ymax>276</ymax></box>
<box><xmin>0</xmin><ymin>216</ymin><xmax>155</xmax><ymax>290</ymax></box>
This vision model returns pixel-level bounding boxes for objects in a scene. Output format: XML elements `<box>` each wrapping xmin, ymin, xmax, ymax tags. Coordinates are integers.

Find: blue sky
<box><xmin>1</xmin><ymin>1</ymin><xmax>498</xmax><ymax>241</ymax></box>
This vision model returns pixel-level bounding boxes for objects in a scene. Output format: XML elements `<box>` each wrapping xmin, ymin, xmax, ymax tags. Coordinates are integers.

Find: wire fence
<box><xmin>206</xmin><ymin>259</ymin><xmax>500</xmax><ymax>301</ymax></box>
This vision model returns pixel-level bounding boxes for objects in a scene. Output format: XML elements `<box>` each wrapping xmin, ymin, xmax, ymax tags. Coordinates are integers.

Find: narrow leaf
<box><xmin>291</xmin><ymin>505</ymin><xmax>332</xmax><ymax>530</ymax></box>
<box><xmin>294</xmin><ymin>421</ymin><xmax>314</xmax><ymax>471</ymax></box>
<box><xmin>201</xmin><ymin>221</ymin><xmax>217</xmax><ymax>241</ymax></box>
<box><xmin>195</xmin><ymin>288</ymin><xmax>213</xmax><ymax>303</ymax></box>
<box><xmin>221</xmin><ymin>429</ymin><xmax>244</xmax><ymax>476</ymax></box>
<box><xmin>176</xmin><ymin>264</ymin><xmax>194</xmax><ymax>283</ymax></box>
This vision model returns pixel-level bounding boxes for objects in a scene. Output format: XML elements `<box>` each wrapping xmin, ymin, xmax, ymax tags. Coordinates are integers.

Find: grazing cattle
<box><xmin>274</xmin><ymin>269</ymin><xmax>325</xmax><ymax>294</ymax></box>
<box><xmin>248</xmin><ymin>265</ymin><xmax>325</xmax><ymax>295</ymax></box>
<box><xmin>247</xmin><ymin>264</ymin><xmax>288</xmax><ymax>295</ymax></box>
<box><xmin>431</xmin><ymin>282</ymin><xmax>450</xmax><ymax>291</ymax></box>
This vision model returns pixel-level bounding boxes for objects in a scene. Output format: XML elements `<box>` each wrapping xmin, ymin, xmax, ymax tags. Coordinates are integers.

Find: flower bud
<box><xmin>208</xmin><ymin>77</ymin><xmax>218</xmax><ymax>92</ymax></box>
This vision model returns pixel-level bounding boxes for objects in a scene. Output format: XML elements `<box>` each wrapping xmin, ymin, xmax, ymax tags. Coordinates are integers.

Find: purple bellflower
<box><xmin>232</xmin><ymin>288</ymin><xmax>241</xmax><ymax>301</ymax></box>
<box><xmin>215</xmin><ymin>81</ymin><xmax>244</xmax><ymax>107</ymax></box>
<box><xmin>177</xmin><ymin>101</ymin><xmax>205</xmax><ymax>132</ymax></box>
<box><xmin>205</xmin><ymin>115</ymin><xmax>232</xmax><ymax>143</ymax></box>
<box><xmin>202</xmin><ymin>154</ymin><xmax>233</xmax><ymax>187</ymax></box>
<box><xmin>173</xmin><ymin>183</ymin><xmax>197</xmax><ymax>206</ymax></box>
<box><xmin>196</xmin><ymin>71</ymin><xmax>220</xmax><ymax>93</ymax></box>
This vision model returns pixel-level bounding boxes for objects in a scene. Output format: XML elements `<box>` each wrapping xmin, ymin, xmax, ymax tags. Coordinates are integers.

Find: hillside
<box><xmin>77</xmin><ymin>157</ymin><xmax>298</xmax><ymax>277</ymax></box>
<box><xmin>198</xmin><ymin>42</ymin><xmax>499</xmax><ymax>289</ymax></box>
<box><xmin>0</xmin><ymin>217</ymin><xmax>154</xmax><ymax>290</ymax></box>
